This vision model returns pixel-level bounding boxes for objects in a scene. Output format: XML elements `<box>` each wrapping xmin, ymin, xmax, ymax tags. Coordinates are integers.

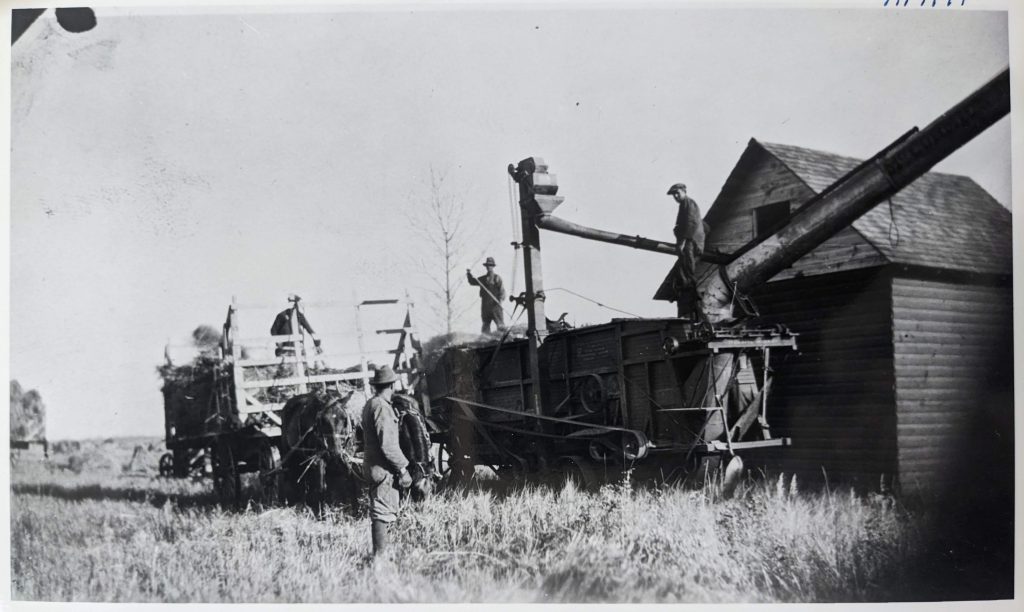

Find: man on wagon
<box><xmin>360</xmin><ymin>365</ymin><xmax>413</xmax><ymax>557</ymax></box>
<box><xmin>466</xmin><ymin>256</ymin><xmax>506</xmax><ymax>334</ymax></box>
<box><xmin>270</xmin><ymin>294</ymin><xmax>323</xmax><ymax>357</ymax></box>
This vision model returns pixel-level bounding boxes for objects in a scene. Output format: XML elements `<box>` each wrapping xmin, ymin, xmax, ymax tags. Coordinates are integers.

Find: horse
<box><xmin>279</xmin><ymin>389</ymin><xmax>363</xmax><ymax>515</ymax></box>
<box><xmin>393</xmin><ymin>392</ymin><xmax>436</xmax><ymax>502</ymax></box>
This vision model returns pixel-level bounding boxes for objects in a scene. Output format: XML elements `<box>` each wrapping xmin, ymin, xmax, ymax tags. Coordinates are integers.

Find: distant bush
<box><xmin>10</xmin><ymin>380</ymin><xmax>46</xmax><ymax>442</ymax></box>
<box><xmin>65</xmin><ymin>454</ymin><xmax>85</xmax><ymax>474</ymax></box>
<box><xmin>51</xmin><ymin>440</ymin><xmax>81</xmax><ymax>454</ymax></box>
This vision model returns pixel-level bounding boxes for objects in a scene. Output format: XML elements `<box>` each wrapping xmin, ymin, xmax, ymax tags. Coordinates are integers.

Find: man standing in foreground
<box><xmin>667</xmin><ymin>183</ymin><xmax>707</xmax><ymax>320</ymax></box>
<box><xmin>466</xmin><ymin>257</ymin><xmax>506</xmax><ymax>333</ymax></box>
<box><xmin>360</xmin><ymin>365</ymin><xmax>412</xmax><ymax>557</ymax></box>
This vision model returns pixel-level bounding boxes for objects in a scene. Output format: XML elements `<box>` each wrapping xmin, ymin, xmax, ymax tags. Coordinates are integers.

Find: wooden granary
<box><xmin>696</xmin><ymin>139</ymin><xmax>1013</xmax><ymax>494</ymax></box>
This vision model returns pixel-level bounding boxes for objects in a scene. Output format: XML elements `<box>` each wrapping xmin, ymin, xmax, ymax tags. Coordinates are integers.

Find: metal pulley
<box><xmin>577</xmin><ymin>374</ymin><xmax>608</xmax><ymax>415</ymax></box>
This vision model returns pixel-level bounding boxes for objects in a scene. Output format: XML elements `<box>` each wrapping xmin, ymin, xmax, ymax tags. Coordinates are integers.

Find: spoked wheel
<box><xmin>158</xmin><ymin>452</ymin><xmax>174</xmax><ymax>477</ymax></box>
<box><xmin>212</xmin><ymin>443</ymin><xmax>241</xmax><ymax>510</ymax></box>
<box><xmin>438</xmin><ymin>439</ymin><xmax>474</xmax><ymax>486</ymax></box>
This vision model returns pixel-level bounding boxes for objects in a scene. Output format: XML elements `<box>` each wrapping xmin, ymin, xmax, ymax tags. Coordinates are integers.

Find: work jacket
<box><xmin>270</xmin><ymin>308</ymin><xmax>316</xmax><ymax>337</ymax></box>
<box><xmin>467</xmin><ymin>272</ymin><xmax>505</xmax><ymax>309</ymax></box>
<box><xmin>673</xmin><ymin>196</ymin><xmax>706</xmax><ymax>253</ymax></box>
<box><xmin>361</xmin><ymin>395</ymin><xmax>409</xmax><ymax>483</ymax></box>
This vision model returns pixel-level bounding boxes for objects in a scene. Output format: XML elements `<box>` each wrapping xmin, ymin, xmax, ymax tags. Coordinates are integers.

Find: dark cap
<box><xmin>484</xmin><ymin>257</ymin><xmax>496</xmax><ymax>267</ymax></box>
<box><xmin>667</xmin><ymin>183</ymin><xmax>687</xmax><ymax>195</ymax></box>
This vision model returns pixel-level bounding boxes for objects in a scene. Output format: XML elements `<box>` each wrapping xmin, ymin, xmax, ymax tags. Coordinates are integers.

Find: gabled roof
<box><xmin>757</xmin><ymin>140</ymin><xmax>1012</xmax><ymax>276</ymax></box>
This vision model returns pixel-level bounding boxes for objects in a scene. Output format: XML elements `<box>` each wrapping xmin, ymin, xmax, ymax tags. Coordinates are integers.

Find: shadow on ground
<box><xmin>11</xmin><ymin>480</ymin><xmax>220</xmax><ymax>509</ymax></box>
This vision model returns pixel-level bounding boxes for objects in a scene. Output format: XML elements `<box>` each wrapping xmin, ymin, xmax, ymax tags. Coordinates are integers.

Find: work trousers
<box><xmin>365</xmin><ymin>466</ymin><xmax>400</xmax><ymax>523</ymax></box>
<box><xmin>675</xmin><ymin>239</ymin><xmax>702</xmax><ymax>319</ymax></box>
<box><xmin>481</xmin><ymin>304</ymin><xmax>505</xmax><ymax>334</ymax></box>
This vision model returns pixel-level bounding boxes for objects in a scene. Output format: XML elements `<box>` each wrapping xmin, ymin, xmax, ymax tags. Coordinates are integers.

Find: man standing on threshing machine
<box><xmin>270</xmin><ymin>294</ymin><xmax>323</xmax><ymax>357</ymax></box>
<box><xmin>466</xmin><ymin>257</ymin><xmax>506</xmax><ymax>334</ymax></box>
<box><xmin>667</xmin><ymin>183</ymin><xmax>708</xmax><ymax>321</ymax></box>
<box><xmin>360</xmin><ymin>365</ymin><xmax>413</xmax><ymax>557</ymax></box>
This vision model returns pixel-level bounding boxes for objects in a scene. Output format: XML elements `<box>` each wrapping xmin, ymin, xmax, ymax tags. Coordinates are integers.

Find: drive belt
<box><xmin>445</xmin><ymin>396</ymin><xmax>649</xmax><ymax>460</ymax></box>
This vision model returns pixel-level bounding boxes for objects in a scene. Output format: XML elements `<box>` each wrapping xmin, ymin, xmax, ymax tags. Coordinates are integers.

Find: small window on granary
<box><xmin>753</xmin><ymin>201</ymin><xmax>791</xmax><ymax>240</ymax></box>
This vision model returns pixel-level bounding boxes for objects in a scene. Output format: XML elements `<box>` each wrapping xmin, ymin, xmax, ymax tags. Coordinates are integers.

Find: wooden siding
<box><xmin>749</xmin><ymin>267</ymin><xmax>897</xmax><ymax>484</ymax></box>
<box><xmin>891</xmin><ymin>276</ymin><xmax>1014</xmax><ymax>494</ymax></box>
<box><xmin>703</xmin><ymin>144</ymin><xmax>888</xmax><ymax>280</ymax></box>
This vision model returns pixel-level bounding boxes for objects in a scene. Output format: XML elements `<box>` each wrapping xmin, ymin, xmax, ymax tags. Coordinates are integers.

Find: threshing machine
<box><xmin>425</xmin><ymin>67</ymin><xmax>1010</xmax><ymax>488</ymax></box>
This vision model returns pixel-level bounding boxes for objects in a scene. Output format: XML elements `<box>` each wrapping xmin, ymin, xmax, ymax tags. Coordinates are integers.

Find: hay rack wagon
<box><xmin>160</xmin><ymin>296</ymin><xmax>421</xmax><ymax>506</ymax></box>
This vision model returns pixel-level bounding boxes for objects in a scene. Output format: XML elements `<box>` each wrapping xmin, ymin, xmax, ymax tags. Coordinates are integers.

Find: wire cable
<box><xmin>545</xmin><ymin>287</ymin><xmax>645</xmax><ymax>319</ymax></box>
<box><xmin>887</xmin><ymin>197</ymin><xmax>901</xmax><ymax>248</ymax></box>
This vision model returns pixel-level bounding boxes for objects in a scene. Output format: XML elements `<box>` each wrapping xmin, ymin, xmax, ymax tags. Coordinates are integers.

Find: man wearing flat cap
<box><xmin>667</xmin><ymin>183</ymin><xmax>707</xmax><ymax>319</ymax></box>
<box><xmin>466</xmin><ymin>256</ymin><xmax>506</xmax><ymax>334</ymax></box>
<box><xmin>360</xmin><ymin>365</ymin><xmax>412</xmax><ymax>557</ymax></box>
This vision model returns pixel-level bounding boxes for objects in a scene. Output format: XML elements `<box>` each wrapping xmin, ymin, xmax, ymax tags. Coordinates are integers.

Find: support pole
<box><xmin>509</xmin><ymin>158</ymin><xmax>563</xmax><ymax>416</ymax></box>
<box><xmin>229</xmin><ymin>297</ymin><xmax>246</xmax><ymax>414</ymax></box>
<box><xmin>354</xmin><ymin>292</ymin><xmax>370</xmax><ymax>395</ymax></box>
<box><xmin>290</xmin><ymin>301</ymin><xmax>308</xmax><ymax>394</ymax></box>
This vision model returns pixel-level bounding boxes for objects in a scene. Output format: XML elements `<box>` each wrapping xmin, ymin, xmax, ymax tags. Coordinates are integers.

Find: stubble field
<box><xmin>8</xmin><ymin>438</ymin><xmax>1008</xmax><ymax>603</ymax></box>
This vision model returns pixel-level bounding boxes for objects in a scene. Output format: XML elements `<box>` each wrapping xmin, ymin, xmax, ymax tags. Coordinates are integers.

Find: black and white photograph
<box><xmin>5</xmin><ymin>0</ymin><xmax>1019</xmax><ymax>605</ymax></box>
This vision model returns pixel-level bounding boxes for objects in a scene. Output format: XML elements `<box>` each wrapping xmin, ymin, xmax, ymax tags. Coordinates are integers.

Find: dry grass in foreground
<box><xmin>11</xmin><ymin>449</ymin><xmax>931</xmax><ymax>603</ymax></box>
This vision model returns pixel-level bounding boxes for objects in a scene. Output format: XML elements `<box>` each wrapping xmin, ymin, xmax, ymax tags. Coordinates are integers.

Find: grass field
<box><xmin>8</xmin><ymin>438</ymin><xmax>1011</xmax><ymax>603</ymax></box>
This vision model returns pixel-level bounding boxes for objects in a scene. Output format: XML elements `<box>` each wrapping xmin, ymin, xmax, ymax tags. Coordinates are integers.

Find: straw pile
<box><xmin>157</xmin><ymin>332</ymin><xmax>362</xmax><ymax>418</ymax></box>
<box><xmin>419</xmin><ymin>327</ymin><xmax>527</xmax><ymax>375</ymax></box>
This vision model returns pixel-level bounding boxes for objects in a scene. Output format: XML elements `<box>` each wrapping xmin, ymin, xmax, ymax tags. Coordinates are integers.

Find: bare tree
<box><xmin>406</xmin><ymin>167</ymin><xmax>490</xmax><ymax>336</ymax></box>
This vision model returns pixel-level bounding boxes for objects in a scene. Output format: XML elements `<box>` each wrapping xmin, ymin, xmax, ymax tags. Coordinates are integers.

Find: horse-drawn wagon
<box><xmin>160</xmin><ymin>296</ymin><xmax>422</xmax><ymax>508</ymax></box>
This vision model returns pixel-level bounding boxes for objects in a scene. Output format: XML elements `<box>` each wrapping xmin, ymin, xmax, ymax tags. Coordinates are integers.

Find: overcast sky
<box><xmin>9</xmin><ymin>5</ymin><xmax>1012</xmax><ymax>440</ymax></box>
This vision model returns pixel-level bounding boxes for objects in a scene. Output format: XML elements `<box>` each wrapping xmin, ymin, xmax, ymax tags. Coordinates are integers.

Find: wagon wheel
<box><xmin>437</xmin><ymin>439</ymin><xmax>474</xmax><ymax>486</ymax></box>
<box><xmin>212</xmin><ymin>443</ymin><xmax>241</xmax><ymax>510</ymax></box>
<box><xmin>578</xmin><ymin>374</ymin><xmax>607</xmax><ymax>415</ymax></box>
<box><xmin>158</xmin><ymin>452</ymin><xmax>174</xmax><ymax>477</ymax></box>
